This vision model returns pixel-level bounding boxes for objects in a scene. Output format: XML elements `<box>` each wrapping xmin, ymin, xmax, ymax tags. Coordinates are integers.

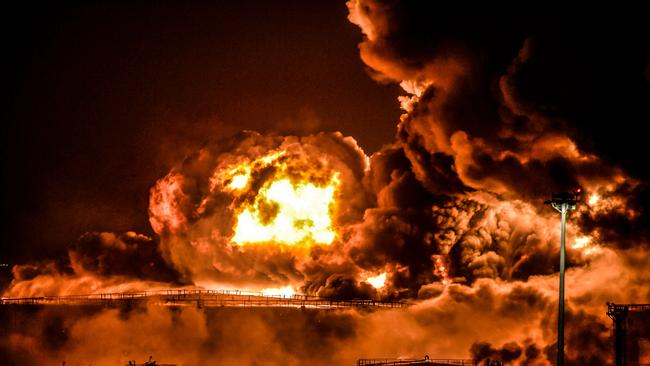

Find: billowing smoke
<box><xmin>4</xmin><ymin>232</ymin><xmax>185</xmax><ymax>297</ymax></box>
<box><xmin>4</xmin><ymin>1</ymin><xmax>650</xmax><ymax>364</ymax></box>
<box><xmin>3</xmin><ymin>247</ymin><xmax>648</xmax><ymax>365</ymax></box>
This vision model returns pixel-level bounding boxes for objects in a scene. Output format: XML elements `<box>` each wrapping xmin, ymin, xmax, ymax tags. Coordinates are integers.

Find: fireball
<box><xmin>366</xmin><ymin>272</ymin><xmax>387</xmax><ymax>289</ymax></box>
<box><xmin>217</xmin><ymin>150</ymin><xmax>340</xmax><ymax>246</ymax></box>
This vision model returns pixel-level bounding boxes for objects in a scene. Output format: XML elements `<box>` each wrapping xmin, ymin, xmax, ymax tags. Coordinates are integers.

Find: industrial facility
<box><xmin>3</xmin><ymin>293</ymin><xmax>648</xmax><ymax>364</ymax></box>
<box><xmin>356</xmin><ymin>357</ymin><xmax>500</xmax><ymax>365</ymax></box>
<box><xmin>608</xmin><ymin>303</ymin><xmax>650</xmax><ymax>366</ymax></box>
<box><xmin>0</xmin><ymin>289</ymin><xmax>405</xmax><ymax>309</ymax></box>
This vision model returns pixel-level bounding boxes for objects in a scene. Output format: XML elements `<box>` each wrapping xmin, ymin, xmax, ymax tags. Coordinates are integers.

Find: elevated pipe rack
<box><xmin>357</xmin><ymin>358</ymin><xmax>478</xmax><ymax>366</ymax></box>
<box><xmin>1</xmin><ymin>289</ymin><xmax>405</xmax><ymax>309</ymax></box>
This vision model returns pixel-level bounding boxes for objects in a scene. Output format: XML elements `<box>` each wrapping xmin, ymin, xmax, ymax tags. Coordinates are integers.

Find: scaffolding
<box><xmin>0</xmin><ymin>289</ymin><xmax>405</xmax><ymax>309</ymax></box>
<box><xmin>607</xmin><ymin>302</ymin><xmax>650</xmax><ymax>366</ymax></box>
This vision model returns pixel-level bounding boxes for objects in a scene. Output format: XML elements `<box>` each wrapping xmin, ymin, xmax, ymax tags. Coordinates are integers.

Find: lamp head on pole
<box><xmin>544</xmin><ymin>189</ymin><xmax>580</xmax><ymax>366</ymax></box>
<box><xmin>544</xmin><ymin>190</ymin><xmax>580</xmax><ymax>212</ymax></box>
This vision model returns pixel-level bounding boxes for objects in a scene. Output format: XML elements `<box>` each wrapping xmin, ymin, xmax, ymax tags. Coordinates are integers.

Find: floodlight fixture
<box><xmin>545</xmin><ymin>190</ymin><xmax>580</xmax><ymax>366</ymax></box>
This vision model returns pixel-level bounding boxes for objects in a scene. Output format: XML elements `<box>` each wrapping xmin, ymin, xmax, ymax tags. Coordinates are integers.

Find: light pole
<box><xmin>545</xmin><ymin>191</ymin><xmax>578</xmax><ymax>366</ymax></box>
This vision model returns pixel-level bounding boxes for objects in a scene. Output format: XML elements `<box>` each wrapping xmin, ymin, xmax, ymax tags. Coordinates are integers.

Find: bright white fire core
<box><xmin>232</xmin><ymin>178</ymin><xmax>338</xmax><ymax>245</ymax></box>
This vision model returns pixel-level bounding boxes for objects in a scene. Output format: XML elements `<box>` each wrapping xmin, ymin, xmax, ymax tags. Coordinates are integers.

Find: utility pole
<box><xmin>545</xmin><ymin>191</ymin><xmax>578</xmax><ymax>366</ymax></box>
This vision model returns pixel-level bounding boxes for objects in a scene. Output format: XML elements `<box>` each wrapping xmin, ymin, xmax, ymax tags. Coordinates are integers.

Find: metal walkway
<box><xmin>0</xmin><ymin>289</ymin><xmax>405</xmax><ymax>309</ymax></box>
<box><xmin>357</xmin><ymin>358</ymin><xmax>477</xmax><ymax>365</ymax></box>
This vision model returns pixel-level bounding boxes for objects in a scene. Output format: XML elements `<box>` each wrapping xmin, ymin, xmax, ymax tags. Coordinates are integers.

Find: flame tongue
<box><xmin>219</xmin><ymin>150</ymin><xmax>340</xmax><ymax>246</ymax></box>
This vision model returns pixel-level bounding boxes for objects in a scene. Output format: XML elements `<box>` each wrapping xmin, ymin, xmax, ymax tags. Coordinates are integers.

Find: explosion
<box><xmin>365</xmin><ymin>272</ymin><xmax>387</xmax><ymax>289</ymax></box>
<box><xmin>217</xmin><ymin>151</ymin><xmax>340</xmax><ymax>246</ymax></box>
<box><xmin>261</xmin><ymin>285</ymin><xmax>296</xmax><ymax>297</ymax></box>
<box><xmin>4</xmin><ymin>1</ymin><xmax>650</xmax><ymax>365</ymax></box>
<box><xmin>140</xmin><ymin>132</ymin><xmax>373</xmax><ymax>290</ymax></box>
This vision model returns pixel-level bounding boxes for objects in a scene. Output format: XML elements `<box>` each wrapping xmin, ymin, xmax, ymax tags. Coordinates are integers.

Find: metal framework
<box><xmin>545</xmin><ymin>191</ymin><xmax>578</xmax><ymax>366</ymax></box>
<box><xmin>126</xmin><ymin>357</ymin><xmax>175</xmax><ymax>366</ymax></box>
<box><xmin>0</xmin><ymin>289</ymin><xmax>405</xmax><ymax>309</ymax></box>
<box><xmin>356</xmin><ymin>358</ymin><xmax>477</xmax><ymax>366</ymax></box>
<box><xmin>607</xmin><ymin>302</ymin><xmax>650</xmax><ymax>366</ymax></box>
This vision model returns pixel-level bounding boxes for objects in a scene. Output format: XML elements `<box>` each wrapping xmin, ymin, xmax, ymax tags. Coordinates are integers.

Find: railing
<box><xmin>357</xmin><ymin>358</ymin><xmax>476</xmax><ymax>365</ymax></box>
<box><xmin>607</xmin><ymin>302</ymin><xmax>650</xmax><ymax>319</ymax></box>
<box><xmin>0</xmin><ymin>289</ymin><xmax>406</xmax><ymax>309</ymax></box>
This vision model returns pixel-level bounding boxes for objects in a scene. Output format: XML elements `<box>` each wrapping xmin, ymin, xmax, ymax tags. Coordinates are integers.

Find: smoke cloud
<box><xmin>4</xmin><ymin>1</ymin><xmax>650</xmax><ymax>364</ymax></box>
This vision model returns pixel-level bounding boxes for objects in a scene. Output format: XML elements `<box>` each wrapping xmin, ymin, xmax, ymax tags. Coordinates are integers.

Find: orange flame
<box><xmin>217</xmin><ymin>150</ymin><xmax>340</xmax><ymax>246</ymax></box>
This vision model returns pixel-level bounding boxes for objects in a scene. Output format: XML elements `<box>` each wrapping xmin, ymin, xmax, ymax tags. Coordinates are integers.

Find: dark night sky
<box><xmin>3</xmin><ymin>1</ymin><xmax>401</xmax><ymax>265</ymax></box>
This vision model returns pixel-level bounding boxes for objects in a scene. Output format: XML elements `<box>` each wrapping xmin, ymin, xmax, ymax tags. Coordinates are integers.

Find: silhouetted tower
<box><xmin>609</xmin><ymin>303</ymin><xmax>629</xmax><ymax>366</ymax></box>
<box><xmin>607</xmin><ymin>303</ymin><xmax>650</xmax><ymax>366</ymax></box>
<box><xmin>545</xmin><ymin>191</ymin><xmax>578</xmax><ymax>366</ymax></box>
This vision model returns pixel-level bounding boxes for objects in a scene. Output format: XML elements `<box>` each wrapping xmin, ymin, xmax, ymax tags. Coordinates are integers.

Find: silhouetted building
<box><xmin>607</xmin><ymin>303</ymin><xmax>650</xmax><ymax>366</ymax></box>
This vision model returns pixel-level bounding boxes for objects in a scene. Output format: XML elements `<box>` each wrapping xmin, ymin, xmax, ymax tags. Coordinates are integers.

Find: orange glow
<box><xmin>261</xmin><ymin>286</ymin><xmax>296</xmax><ymax>297</ymax></box>
<box><xmin>433</xmin><ymin>255</ymin><xmax>451</xmax><ymax>285</ymax></box>
<box><xmin>366</xmin><ymin>272</ymin><xmax>387</xmax><ymax>289</ymax></box>
<box><xmin>217</xmin><ymin>150</ymin><xmax>340</xmax><ymax>246</ymax></box>
<box><xmin>229</xmin><ymin>172</ymin><xmax>250</xmax><ymax>190</ymax></box>
<box><xmin>149</xmin><ymin>173</ymin><xmax>187</xmax><ymax>234</ymax></box>
<box><xmin>572</xmin><ymin>236</ymin><xmax>602</xmax><ymax>256</ymax></box>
